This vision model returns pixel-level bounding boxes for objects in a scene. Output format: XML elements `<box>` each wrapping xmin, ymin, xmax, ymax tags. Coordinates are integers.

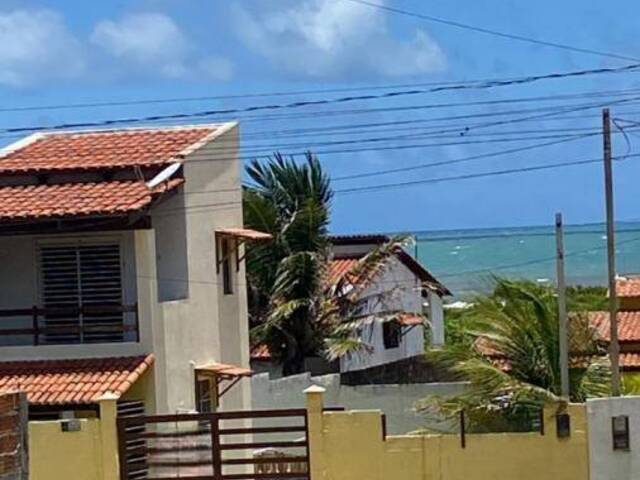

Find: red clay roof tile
<box><xmin>0</xmin><ymin>178</ymin><xmax>182</xmax><ymax>221</ymax></box>
<box><xmin>616</xmin><ymin>276</ymin><xmax>640</xmax><ymax>297</ymax></box>
<box><xmin>588</xmin><ymin>311</ymin><xmax>640</xmax><ymax>343</ymax></box>
<box><xmin>0</xmin><ymin>127</ymin><xmax>216</xmax><ymax>173</ymax></box>
<box><xmin>0</xmin><ymin>354</ymin><xmax>154</xmax><ymax>405</ymax></box>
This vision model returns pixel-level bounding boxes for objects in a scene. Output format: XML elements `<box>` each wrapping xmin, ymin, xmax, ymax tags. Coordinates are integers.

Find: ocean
<box><xmin>414</xmin><ymin>222</ymin><xmax>640</xmax><ymax>298</ymax></box>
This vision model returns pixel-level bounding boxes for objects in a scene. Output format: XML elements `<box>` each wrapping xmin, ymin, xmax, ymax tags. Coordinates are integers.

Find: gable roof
<box><xmin>588</xmin><ymin>311</ymin><xmax>640</xmax><ymax>343</ymax></box>
<box><xmin>0</xmin><ymin>354</ymin><xmax>154</xmax><ymax>405</ymax></box>
<box><xmin>328</xmin><ymin>247</ymin><xmax>451</xmax><ymax>296</ymax></box>
<box><xmin>0</xmin><ymin>126</ymin><xmax>218</xmax><ymax>174</ymax></box>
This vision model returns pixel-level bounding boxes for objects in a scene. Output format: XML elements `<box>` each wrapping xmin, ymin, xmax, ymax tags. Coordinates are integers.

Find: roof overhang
<box><xmin>195</xmin><ymin>362</ymin><xmax>253</xmax><ymax>402</ymax></box>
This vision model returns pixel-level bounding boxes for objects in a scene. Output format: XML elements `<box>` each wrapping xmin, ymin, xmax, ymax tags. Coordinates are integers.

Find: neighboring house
<box><xmin>589</xmin><ymin>275</ymin><xmax>640</xmax><ymax>378</ymax></box>
<box><xmin>0</xmin><ymin>124</ymin><xmax>261</xmax><ymax>418</ymax></box>
<box><xmin>251</xmin><ymin>233</ymin><xmax>451</xmax><ymax>376</ymax></box>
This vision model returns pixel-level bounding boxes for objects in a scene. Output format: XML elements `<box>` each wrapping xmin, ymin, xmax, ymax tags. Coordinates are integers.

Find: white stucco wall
<box><xmin>587</xmin><ymin>396</ymin><xmax>640</xmax><ymax>480</ymax></box>
<box><xmin>339</xmin><ymin>255</ymin><xmax>426</xmax><ymax>372</ymax></box>
<box><xmin>251</xmin><ymin>372</ymin><xmax>467</xmax><ymax>434</ymax></box>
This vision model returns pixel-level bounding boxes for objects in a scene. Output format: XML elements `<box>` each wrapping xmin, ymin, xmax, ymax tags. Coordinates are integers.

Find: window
<box><xmin>382</xmin><ymin>322</ymin><xmax>401</xmax><ymax>349</ymax></box>
<box><xmin>221</xmin><ymin>238</ymin><xmax>233</xmax><ymax>295</ymax></box>
<box><xmin>39</xmin><ymin>242</ymin><xmax>124</xmax><ymax>344</ymax></box>
<box><xmin>195</xmin><ymin>377</ymin><xmax>215</xmax><ymax>413</ymax></box>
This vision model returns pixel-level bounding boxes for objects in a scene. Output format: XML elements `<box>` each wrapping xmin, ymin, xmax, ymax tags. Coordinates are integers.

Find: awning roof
<box><xmin>0</xmin><ymin>354</ymin><xmax>154</xmax><ymax>405</ymax></box>
<box><xmin>216</xmin><ymin>228</ymin><xmax>272</xmax><ymax>241</ymax></box>
<box><xmin>196</xmin><ymin>362</ymin><xmax>253</xmax><ymax>378</ymax></box>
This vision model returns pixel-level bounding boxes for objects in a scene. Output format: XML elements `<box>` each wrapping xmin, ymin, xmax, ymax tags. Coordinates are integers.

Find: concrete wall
<box><xmin>306</xmin><ymin>387</ymin><xmax>589</xmax><ymax>480</ymax></box>
<box><xmin>587</xmin><ymin>396</ymin><xmax>640</xmax><ymax>480</ymax></box>
<box><xmin>252</xmin><ymin>372</ymin><xmax>467</xmax><ymax>434</ymax></box>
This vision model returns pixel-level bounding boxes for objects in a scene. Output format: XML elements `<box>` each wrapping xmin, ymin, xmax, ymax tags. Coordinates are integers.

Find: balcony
<box><xmin>0</xmin><ymin>304</ymin><xmax>139</xmax><ymax>346</ymax></box>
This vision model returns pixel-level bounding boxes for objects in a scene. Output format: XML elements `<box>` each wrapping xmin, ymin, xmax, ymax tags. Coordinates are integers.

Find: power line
<box><xmin>2</xmin><ymin>63</ymin><xmax>639</xmax><ymax>135</ymax></box>
<box><xmin>334</xmin><ymin>153</ymin><xmax>639</xmax><ymax>195</ymax></box>
<box><xmin>344</xmin><ymin>0</ymin><xmax>640</xmax><ymax>62</ymax></box>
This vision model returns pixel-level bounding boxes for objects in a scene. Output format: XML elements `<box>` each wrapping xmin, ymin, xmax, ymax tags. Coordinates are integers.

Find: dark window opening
<box><xmin>382</xmin><ymin>322</ymin><xmax>401</xmax><ymax>349</ymax></box>
<box><xmin>221</xmin><ymin>239</ymin><xmax>233</xmax><ymax>295</ymax></box>
<box><xmin>195</xmin><ymin>378</ymin><xmax>214</xmax><ymax>413</ymax></box>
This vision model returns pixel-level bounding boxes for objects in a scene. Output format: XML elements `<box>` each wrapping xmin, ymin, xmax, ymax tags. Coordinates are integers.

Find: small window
<box><xmin>195</xmin><ymin>378</ymin><xmax>215</xmax><ymax>413</ymax></box>
<box><xmin>382</xmin><ymin>322</ymin><xmax>401</xmax><ymax>349</ymax></box>
<box><xmin>221</xmin><ymin>238</ymin><xmax>233</xmax><ymax>295</ymax></box>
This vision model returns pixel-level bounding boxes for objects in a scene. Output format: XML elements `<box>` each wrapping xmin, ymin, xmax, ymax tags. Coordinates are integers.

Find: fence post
<box><xmin>305</xmin><ymin>385</ymin><xmax>326</xmax><ymax>480</ymax></box>
<box><xmin>98</xmin><ymin>392</ymin><xmax>120</xmax><ymax>480</ymax></box>
<box><xmin>210</xmin><ymin>414</ymin><xmax>223</xmax><ymax>480</ymax></box>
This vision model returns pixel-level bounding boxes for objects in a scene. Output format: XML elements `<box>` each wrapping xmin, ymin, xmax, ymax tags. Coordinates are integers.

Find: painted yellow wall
<box><xmin>29</xmin><ymin>396</ymin><xmax>119</xmax><ymax>480</ymax></box>
<box><xmin>306</xmin><ymin>387</ymin><xmax>588</xmax><ymax>480</ymax></box>
<box><xmin>30</xmin><ymin>420</ymin><xmax>103</xmax><ymax>480</ymax></box>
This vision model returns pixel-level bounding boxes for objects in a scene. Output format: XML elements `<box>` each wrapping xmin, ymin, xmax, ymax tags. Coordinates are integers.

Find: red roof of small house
<box><xmin>620</xmin><ymin>353</ymin><xmax>640</xmax><ymax>370</ymax></box>
<box><xmin>588</xmin><ymin>311</ymin><xmax>640</xmax><ymax>343</ymax></box>
<box><xmin>616</xmin><ymin>276</ymin><xmax>640</xmax><ymax>297</ymax></box>
<box><xmin>0</xmin><ymin>127</ymin><xmax>217</xmax><ymax>174</ymax></box>
<box><xmin>327</xmin><ymin>247</ymin><xmax>450</xmax><ymax>296</ymax></box>
<box><xmin>0</xmin><ymin>354</ymin><xmax>154</xmax><ymax>405</ymax></box>
<box><xmin>0</xmin><ymin>178</ymin><xmax>182</xmax><ymax>220</ymax></box>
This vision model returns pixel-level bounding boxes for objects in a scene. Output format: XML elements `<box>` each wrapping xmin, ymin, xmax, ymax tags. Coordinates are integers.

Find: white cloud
<box><xmin>232</xmin><ymin>0</ymin><xmax>446</xmax><ymax>78</ymax></box>
<box><xmin>91</xmin><ymin>13</ymin><xmax>190</xmax><ymax>78</ymax></box>
<box><xmin>91</xmin><ymin>12</ymin><xmax>234</xmax><ymax>81</ymax></box>
<box><xmin>0</xmin><ymin>9</ymin><xmax>85</xmax><ymax>87</ymax></box>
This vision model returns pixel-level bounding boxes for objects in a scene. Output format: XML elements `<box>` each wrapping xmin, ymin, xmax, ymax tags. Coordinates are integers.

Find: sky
<box><xmin>0</xmin><ymin>0</ymin><xmax>639</xmax><ymax>235</ymax></box>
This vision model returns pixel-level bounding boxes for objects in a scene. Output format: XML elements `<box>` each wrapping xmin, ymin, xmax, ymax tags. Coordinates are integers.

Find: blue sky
<box><xmin>0</xmin><ymin>0</ymin><xmax>639</xmax><ymax>234</ymax></box>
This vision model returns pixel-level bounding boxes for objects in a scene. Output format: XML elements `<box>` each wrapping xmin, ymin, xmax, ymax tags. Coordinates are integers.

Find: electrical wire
<box><xmin>344</xmin><ymin>0</ymin><xmax>640</xmax><ymax>63</ymax></box>
<box><xmin>2</xmin><ymin>63</ymin><xmax>639</xmax><ymax>135</ymax></box>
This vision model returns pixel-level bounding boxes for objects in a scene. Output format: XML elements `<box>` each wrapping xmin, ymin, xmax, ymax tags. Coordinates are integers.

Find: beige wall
<box><xmin>139</xmin><ymin>123</ymin><xmax>251</xmax><ymax>414</ymax></box>
<box><xmin>306</xmin><ymin>387</ymin><xmax>589</xmax><ymax>480</ymax></box>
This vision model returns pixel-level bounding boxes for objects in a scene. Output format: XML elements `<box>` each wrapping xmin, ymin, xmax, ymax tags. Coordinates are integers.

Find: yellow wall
<box><xmin>29</xmin><ymin>396</ymin><xmax>119</xmax><ymax>480</ymax></box>
<box><xmin>306</xmin><ymin>387</ymin><xmax>588</xmax><ymax>480</ymax></box>
<box><xmin>30</xmin><ymin>420</ymin><xmax>103</xmax><ymax>480</ymax></box>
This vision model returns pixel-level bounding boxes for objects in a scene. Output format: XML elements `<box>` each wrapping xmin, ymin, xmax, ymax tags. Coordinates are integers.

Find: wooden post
<box><xmin>460</xmin><ymin>410</ymin><xmax>466</xmax><ymax>448</ymax></box>
<box><xmin>210</xmin><ymin>414</ymin><xmax>223</xmax><ymax>480</ymax></box>
<box><xmin>555</xmin><ymin>213</ymin><xmax>570</xmax><ymax>398</ymax></box>
<box><xmin>603</xmin><ymin>108</ymin><xmax>621</xmax><ymax>396</ymax></box>
<box><xmin>32</xmin><ymin>306</ymin><xmax>39</xmax><ymax>346</ymax></box>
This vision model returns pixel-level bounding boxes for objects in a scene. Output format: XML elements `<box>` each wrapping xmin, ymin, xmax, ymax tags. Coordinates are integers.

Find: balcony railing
<box><xmin>0</xmin><ymin>304</ymin><xmax>139</xmax><ymax>346</ymax></box>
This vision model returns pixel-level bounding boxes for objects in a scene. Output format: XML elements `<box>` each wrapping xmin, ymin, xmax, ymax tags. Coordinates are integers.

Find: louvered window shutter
<box><xmin>39</xmin><ymin>242</ymin><xmax>124</xmax><ymax>344</ymax></box>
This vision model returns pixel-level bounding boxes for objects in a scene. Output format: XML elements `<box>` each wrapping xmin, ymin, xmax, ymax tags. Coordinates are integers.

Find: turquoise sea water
<box><xmin>415</xmin><ymin>222</ymin><xmax>640</xmax><ymax>298</ymax></box>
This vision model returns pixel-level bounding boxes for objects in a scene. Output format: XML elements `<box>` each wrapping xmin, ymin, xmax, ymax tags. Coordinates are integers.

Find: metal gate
<box><xmin>117</xmin><ymin>409</ymin><xmax>310</xmax><ymax>480</ymax></box>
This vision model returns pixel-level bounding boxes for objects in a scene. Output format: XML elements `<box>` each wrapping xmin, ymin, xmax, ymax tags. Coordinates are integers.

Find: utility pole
<box><xmin>555</xmin><ymin>213</ymin><xmax>569</xmax><ymax>398</ymax></box>
<box><xmin>603</xmin><ymin>108</ymin><xmax>621</xmax><ymax>396</ymax></box>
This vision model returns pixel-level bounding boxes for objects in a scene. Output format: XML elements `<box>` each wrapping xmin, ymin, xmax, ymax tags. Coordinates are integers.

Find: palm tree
<box><xmin>420</xmin><ymin>278</ymin><xmax>610</xmax><ymax>432</ymax></box>
<box><xmin>244</xmin><ymin>152</ymin><xmax>333</xmax><ymax>375</ymax></box>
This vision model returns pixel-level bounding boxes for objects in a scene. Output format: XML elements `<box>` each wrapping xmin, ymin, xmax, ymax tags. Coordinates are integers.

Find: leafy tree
<box><xmin>420</xmin><ymin>278</ymin><xmax>610</xmax><ymax>432</ymax></box>
<box><xmin>244</xmin><ymin>152</ymin><xmax>332</xmax><ymax>375</ymax></box>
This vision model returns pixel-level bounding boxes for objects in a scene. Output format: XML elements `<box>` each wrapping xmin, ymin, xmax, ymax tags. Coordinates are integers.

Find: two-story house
<box><xmin>251</xmin><ymin>234</ymin><xmax>450</xmax><ymax>377</ymax></box>
<box><xmin>0</xmin><ymin>123</ymin><xmax>261</xmax><ymax>418</ymax></box>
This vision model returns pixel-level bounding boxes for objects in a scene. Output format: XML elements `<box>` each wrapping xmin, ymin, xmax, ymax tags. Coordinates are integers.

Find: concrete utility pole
<box><xmin>602</xmin><ymin>108</ymin><xmax>621</xmax><ymax>396</ymax></box>
<box><xmin>555</xmin><ymin>213</ymin><xmax>569</xmax><ymax>398</ymax></box>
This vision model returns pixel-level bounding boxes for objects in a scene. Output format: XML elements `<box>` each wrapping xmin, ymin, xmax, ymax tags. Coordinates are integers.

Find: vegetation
<box><xmin>244</xmin><ymin>153</ymin><xmax>418</xmax><ymax>376</ymax></box>
<box><xmin>243</xmin><ymin>152</ymin><xmax>332</xmax><ymax>375</ymax></box>
<box><xmin>420</xmin><ymin>278</ymin><xmax>610</xmax><ymax>432</ymax></box>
